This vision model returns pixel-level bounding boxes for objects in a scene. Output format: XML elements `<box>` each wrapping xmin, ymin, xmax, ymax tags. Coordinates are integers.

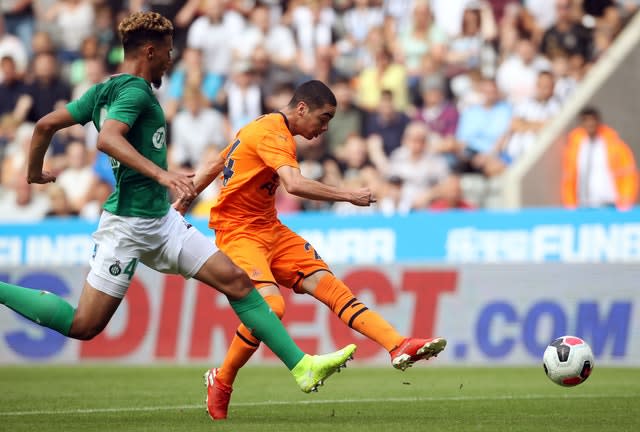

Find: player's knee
<box><xmin>223</xmin><ymin>266</ymin><xmax>253</xmax><ymax>299</ymax></box>
<box><xmin>264</xmin><ymin>295</ymin><xmax>285</xmax><ymax>319</ymax></box>
<box><xmin>68</xmin><ymin>317</ymin><xmax>105</xmax><ymax>341</ymax></box>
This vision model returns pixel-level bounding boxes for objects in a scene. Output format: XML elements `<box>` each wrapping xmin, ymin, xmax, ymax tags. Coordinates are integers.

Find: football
<box><xmin>543</xmin><ymin>335</ymin><xmax>594</xmax><ymax>387</ymax></box>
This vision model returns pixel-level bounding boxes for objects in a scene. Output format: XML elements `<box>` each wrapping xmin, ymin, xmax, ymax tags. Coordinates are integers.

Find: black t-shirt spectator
<box><xmin>364</xmin><ymin>111</ymin><xmax>411</xmax><ymax>156</ymax></box>
<box><xmin>541</xmin><ymin>23</ymin><xmax>593</xmax><ymax>60</ymax></box>
<box><xmin>0</xmin><ymin>79</ymin><xmax>27</xmax><ymax>116</ymax></box>
<box><xmin>25</xmin><ymin>79</ymin><xmax>71</xmax><ymax>123</ymax></box>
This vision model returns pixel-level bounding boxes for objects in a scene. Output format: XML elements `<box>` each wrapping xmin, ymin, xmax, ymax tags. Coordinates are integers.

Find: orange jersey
<box><xmin>209</xmin><ymin>113</ymin><xmax>298</xmax><ymax>231</ymax></box>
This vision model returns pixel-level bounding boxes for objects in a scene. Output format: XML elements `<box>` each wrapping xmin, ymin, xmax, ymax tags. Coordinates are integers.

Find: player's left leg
<box><xmin>302</xmin><ymin>271</ymin><xmax>446</xmax><ymax>370</ymax></box>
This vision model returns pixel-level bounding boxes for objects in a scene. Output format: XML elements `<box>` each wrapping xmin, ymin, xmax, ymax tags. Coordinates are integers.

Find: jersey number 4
<box><xmin>222</xmin><ymin>139</ymin><xmax>241</xmax><ymax>186</ymax></box>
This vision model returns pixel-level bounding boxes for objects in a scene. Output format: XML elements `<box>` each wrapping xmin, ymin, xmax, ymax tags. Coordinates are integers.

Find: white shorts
<box><xmin>87</xmin><ymin>207</ymin><xmax>217</xmax><ymax>298</ymax></box>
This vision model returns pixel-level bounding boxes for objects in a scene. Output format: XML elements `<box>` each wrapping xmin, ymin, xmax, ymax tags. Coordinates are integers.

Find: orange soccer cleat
<box><xmin>204</xmin><ymin>368</ymin><xmax>232</xmax><ymax>420</ymax></box>
<box><xmin>390</xmin><ymin>337</ymin><xmax>447</xmax><ymax>371</ymax></box>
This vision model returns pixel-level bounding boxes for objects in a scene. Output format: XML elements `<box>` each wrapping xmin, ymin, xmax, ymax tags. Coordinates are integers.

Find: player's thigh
<box><xmin>88</xmin><ymin>211</ymin><xmax>142</xmax><ymax>299</ymax></box>
<box><xmin>216</xmin><ymin>228</ymin><xmax>277</xmax><ymax>287</ymax></box>
<box><xmin>70</xmin><ymin>278</ymin><xmax>122</xmax><ymax>339</ymax></box>
<box><xmin>270</xmin><ymin>225</ymin><xmax>330</xmax><ymax>292</ymax></box>
<box><xmin>140</xmin><ymin>208</ymin><xmax>214</xmax><ymax>278</ymax></box>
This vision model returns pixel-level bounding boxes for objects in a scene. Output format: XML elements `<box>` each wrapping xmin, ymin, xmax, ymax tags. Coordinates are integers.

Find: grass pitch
<box><xmin>0</xmin><ymin>365</ymin><xmax>638</xmax><ymax>432</ymax></box>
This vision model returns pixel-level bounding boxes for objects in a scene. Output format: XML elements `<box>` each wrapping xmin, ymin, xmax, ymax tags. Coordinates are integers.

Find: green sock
<box><xmin>229</xmin><ymin>289</ymin><xmax>304</xmax><ymax>369</ymax></box>
<box><xmin>0</xmin><ymin>281</ymin><xmax>75</xmax><ymax>336</ymax></box>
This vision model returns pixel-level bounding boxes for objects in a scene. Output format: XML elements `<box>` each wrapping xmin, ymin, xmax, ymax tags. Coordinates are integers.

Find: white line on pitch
<box><xmin>0</xmin><ymin>394</ymin><xmax>637</xmax><ymax>417</ymax></box>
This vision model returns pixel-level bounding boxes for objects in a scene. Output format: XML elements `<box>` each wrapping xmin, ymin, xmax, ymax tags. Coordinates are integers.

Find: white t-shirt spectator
<box><xmin>388</xmin><ymin>146</ymin><xmax>450</xmax><ymax>209</ymax></box>
<box><xmin>187</xmin><ymin>11</ymin><xmax>245</xmax><ymax>75</ymax></box>
<box><xmin>171</xmin><ymin>107</ymin><xmax>227</xmax><ymax>168</ymax></box>
<box><xmin>496</xmin><ymin>55</ymin><xmax>552</xmax><ymax>104</ymax></box>
<box><xmin>505</xmin><ymin>96</ymin><xmax>561</xmax><ymax>160</ymax></box>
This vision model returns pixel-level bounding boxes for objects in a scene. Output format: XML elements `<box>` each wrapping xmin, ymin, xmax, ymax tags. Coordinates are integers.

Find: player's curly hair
<box><xmin>288</xmin><ymin>80</ymin><xmax>337</xmax><ymax>110</ymax></box>
<box><xmin>118</xmin><ymin>12</ymin><xmax>174</xmax><ymax>53</ymax></box>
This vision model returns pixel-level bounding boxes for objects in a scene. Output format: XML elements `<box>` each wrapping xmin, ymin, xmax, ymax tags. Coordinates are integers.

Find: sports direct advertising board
<box><xmin>0</xmin><ymin>264</ymin><xmax>636</xmax><ymax>366</ymax></box>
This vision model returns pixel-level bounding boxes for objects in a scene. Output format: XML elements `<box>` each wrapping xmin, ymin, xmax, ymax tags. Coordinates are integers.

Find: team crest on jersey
<box><xmin>109</xmin><ymin>260</ymin><xmax>122</xmax><ymax>276</ymax></box>
<box><xmin>152</xmin><ymin>126</ymin><xmax>166</xmax><ymax>149</ymax></box>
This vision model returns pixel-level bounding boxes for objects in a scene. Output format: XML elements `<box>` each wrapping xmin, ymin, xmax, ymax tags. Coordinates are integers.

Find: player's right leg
<box><xmin>192</xmin><ymin>251</ymin><xmax>356</xmax><ymax>392</ymax></box>
<box><xmin>162</xmin><ymin>210</ymin><xmax>356</xmax><ymax>407</ymax></box>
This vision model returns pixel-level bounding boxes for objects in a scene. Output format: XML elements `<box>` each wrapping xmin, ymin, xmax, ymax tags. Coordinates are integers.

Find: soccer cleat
<box><xmin>390</xmin><ymin>337</ymin><xmax>447</xmax><ymax>371</ymax></box>
<box><xmin>203</xmin><ymin>368</ymin><xmax>232</xmax><ymax>420</ymax></box>
<box><xmin>292</xmin><ymin>344</ymin><xmax>357</xmax><ymax>393</ymax></box>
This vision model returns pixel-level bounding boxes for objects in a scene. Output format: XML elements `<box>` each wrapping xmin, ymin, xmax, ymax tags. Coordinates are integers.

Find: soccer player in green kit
<box><xmin>0</xmin><ymin>11</ymin><xmax>355</xmax><ymax>396</ymax></box>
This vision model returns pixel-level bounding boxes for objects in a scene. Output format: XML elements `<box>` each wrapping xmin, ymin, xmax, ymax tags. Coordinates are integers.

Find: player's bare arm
<box><xmin>277</xmin><ymin>165</ymin><xmax>376</xmax><ymax>206</ymax></box>
<box><xmin>173</xmin><ymin>152</ymin><xmax>226</xmax><ymax>214</ymax></box>
<box><xmin>27</xmin><ymin>107</ymin><xmax>78</xmax><ymax>184</ymax></box>
<box><xmin>99</xmin><ymin>119</ymin><xmax>196</xmax><ymax>200</ymax></box>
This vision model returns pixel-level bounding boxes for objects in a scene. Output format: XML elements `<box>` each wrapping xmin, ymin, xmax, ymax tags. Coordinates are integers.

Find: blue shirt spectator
<box><xmin>456</xmin><ymin>79</ymin><xmax>512</xmax><ymax>154</ymax></box>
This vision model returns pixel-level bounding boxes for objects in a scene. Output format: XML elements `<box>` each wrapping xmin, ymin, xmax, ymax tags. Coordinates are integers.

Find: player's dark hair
<box><xmin>288</xmin><ymin>80</ymin><xmax>337</xmax><ymax>110</ymax></box>
<box><xmin>118</xmin><ymin>12</ymin><xmax>174</xmax><ymax>53</ymax></box>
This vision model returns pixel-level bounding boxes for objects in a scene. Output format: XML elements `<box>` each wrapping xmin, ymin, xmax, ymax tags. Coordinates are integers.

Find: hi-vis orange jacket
<box><xmin>562</xmin><ymin>124</ymin><xmax>638</xmax><ymax>209</ymax></box>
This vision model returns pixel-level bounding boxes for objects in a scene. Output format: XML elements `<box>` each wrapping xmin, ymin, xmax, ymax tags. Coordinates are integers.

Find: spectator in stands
<box><xmin>45</xmin><ymin>184</ymin><xmax>78</xmax><ymax>217</ymax></box>
<box><xmin>1</xmin><ymin>0</ymin><xmax>34</xmax><ymax>56</ymax></box>
<box><xmin>296</xmin><ymin>134</ymin><xmax>341</xmax><ymax>212</ymax></box>
<box><xmin>551</xmin><ymin>53</ymin><xmax>578</xmax><ymax>102</ymax></box>
<box><xmin>335</xmin><ymin>133</ymin><xmax>378</xmax><ymax>185</ymax></box>
<box><xmin>0</xmin><ymin>56</ymin><xmax>30</xmax><ymax>122</ymax></box>
<box><xmin>30</xmin><ymin>30</ymin><xmax>55</xmax><ymax>57</ymax></box>
<box><xmin>232</xmin><ymin>3</ymin><xmax>297</xmax><ymax>68</ymax></box>
<box><xmin>325</xmin><ymin>76</ymin><xmax>366</xmax><ymax>157</ymax></box>
<box><xmin>24</xmin><ymin>52</ymin><xmax>71</xmax><ymax>123</ymax></box>
<box><xmin>562</xmin><ymin>107</ymin><xmax>638</xmax><ymax>210</ymax></box>
<box><xmin>473</xmin><ymin>70</ymin><xmax>560</xmax><ymax>176</ymax></box>
<box><xmin>0</xmin><ymin>14</ymin><xmax>28</xmax><ymax>81</ymax></box>
<box><xmin>377</xmin><ymin>174</ymin><xmax>409</xmax><ymax>215</ymax></box>
<box><xmin>388</xmin><ymin>121</ymin><xmax>451</xmax><ymax>211</ymax></box>
<box><xmin>250</xmin><ymin>45</ymin><xmax>300</xmax><ymax>103</ymax></box>
<box><xmin>365</xmin><ymin>89</ymin><xmax>410</xmax><ymax>173</ymax></box>
<box><xmin>69</xmin><ymin>35</ymin><xmax>100</xmax><ymax>87</ymax></box>
<box><xmin>186</xmin><ymin>0</ymin><xmax>245</xmax><ymax>78</ymax></box>
<box><xmin>425</xmin><ymin>175</ymin><xmax>476</xmax><ymax>210</ymax></box>
<box><xmin>396</xmin><ymin>0</ymin><xmax>447</xmax><ymax>88</ymax></box>
<box><xmin>355</xmin><ymin>46</ymin><xmax>408</xmax><ymax>112</ymax></box>
<box><xmin>453</xmin><ymin>77</ymin><xmax>512</xmax><ymax>174</ymax></box>
<box><xmin>445</xmin><ymin>3</ymin><xmax>498</xmax><ymax>80</ymax></box>
<box><xmin>496</xmin><ymin>36</ymin><xmax>552</xmax><ymax>104</ymax></box>
<box><xmin>55</xmin><ymin>140</ymin><xmax>96</xmax><ymax>215</ymax></box>
<box><xmin>170</xmin><ymin>85</ymin><xmax>228</xmax><ymax>170</ymax></box>
<box><xmin>288</xmin><ymin>0</ymin><xmax>334</xmax><ymax>76</ymax></box>
<box><xmin>336</xmin><ymin>0</ymin><xmax>385</xmax><ymax>73</ymax></box>
<box><xmin>217</xmin><ymin>60</ymin><xmax>265</xmax><ymax>135</ymax></box>
<box><xmin>44</xmin><ymin>0</ymin><xmax>95</xmax><ymax>63</ymax></box>
<box><xmin>0</xmin><ymin>176</ymin><xmax>50</xmax><ymax>221</ymax></box>
<box><xmin>71</xmin><ymin>57</ymin><xmax>107</xmax><ymax>101</ymax></box>
<box><xmin>1</xmin><ymin>122</ymin><xmax>32</xmax><ymax>187</ymax></box>
<box><xmin>540</xmin><ymin>0</ymin><xmax>593</xmax><ymax>61</ymax></box>
<box><xmin>524</xmin><ymin>0</ymin><xmax>558</xmax><ymax>32</ymax></box>
<box><xmin>414</xmin><ymin>75</ymin><xmax>459</xmax><ymax>147</ymax></box>
<box><xmin>163</xmin><ymin>47</ymin><xmax>224</xmax><ymax>122</ymax></box>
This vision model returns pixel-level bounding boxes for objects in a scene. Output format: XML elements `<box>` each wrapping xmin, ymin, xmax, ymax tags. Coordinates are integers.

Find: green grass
<box><xmin>0</xmin><ymin>365</ymin><xmax>638</xmax><ymax>432</ymax></box>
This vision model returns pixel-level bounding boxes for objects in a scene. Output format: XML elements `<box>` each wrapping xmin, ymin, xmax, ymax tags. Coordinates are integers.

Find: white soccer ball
<box><xmin>543</xmin><ymin>335</ymin><xmax>594</xmax><ymax>387</ymax></box>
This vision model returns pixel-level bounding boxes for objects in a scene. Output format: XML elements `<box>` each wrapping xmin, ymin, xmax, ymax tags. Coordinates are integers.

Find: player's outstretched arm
<box><xmin>98</xmin><ymin>119</ymin><xmax>196</xmax><ymax>200</ymax></box>
<box><xmin>173</xmin><ymin>151</ymin><xmax>226</xmax><ymax>214</ymax></box>
<box><xmin>277</xmin><ymin>165</ymin><xmax>376</xmax><ymax>206</ymax></box>
<box><xmin>27</xmin><ymin>108</ymin><xmax>77</xmax><ymax>184</ymax></box>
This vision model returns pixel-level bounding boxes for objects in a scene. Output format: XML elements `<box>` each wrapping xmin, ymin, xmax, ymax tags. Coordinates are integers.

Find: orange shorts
<box><xmin>215</xmin><ymin>221</ymin><xmax>330</xmax><ymax>292</ymax></box>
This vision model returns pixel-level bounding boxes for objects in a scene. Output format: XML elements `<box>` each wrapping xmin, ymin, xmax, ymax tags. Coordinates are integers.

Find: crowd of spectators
<box><xmin>0</xmin><ymin>0</ymin><xmax>637</xmax><ymax>221</ymax></box>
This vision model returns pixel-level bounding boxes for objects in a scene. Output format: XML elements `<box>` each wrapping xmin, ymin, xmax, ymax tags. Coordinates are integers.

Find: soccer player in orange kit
<box><xmin>174</xmin><ymin>80</ymin><xmax>447</xmax><ymax>420</ymax></box>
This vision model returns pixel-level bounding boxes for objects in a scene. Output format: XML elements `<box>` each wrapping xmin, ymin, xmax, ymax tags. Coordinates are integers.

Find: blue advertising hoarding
<box><xmin>0</xmin><ymin>207</ymin><xmax>639</xmax><ymax>265</ymax></box>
